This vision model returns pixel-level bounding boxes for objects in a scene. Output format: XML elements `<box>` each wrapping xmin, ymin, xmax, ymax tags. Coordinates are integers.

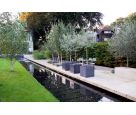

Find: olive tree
<box><xmin>108</xmin><ymin>21</ymin><xmax>136</xmax><ymax>67</ymax></box>
<box><xmin>45</xmin><ymin>22</ymin><xmax>66</xmax><ymax>63</ymax></box>
<box><xmin>61</xmin><ymin>33</ymin><xmax>78</xmax><ymax>61</ymax></box>
<box><xmin>60</xmin><ymin>24</ymin><xmax>81</xmax><ymax>61</ymax></box>
<box><xmin>78</xmin><ymin>30</ymin><xmax>96</xmax><ymax>64</ymax></box>
<box><xmin>0</xmin><ymin>12</ymin><xmax>28</xmax><ymax>71</ymax></box>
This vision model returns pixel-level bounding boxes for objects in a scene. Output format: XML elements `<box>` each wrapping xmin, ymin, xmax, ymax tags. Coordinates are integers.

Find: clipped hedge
<box><xmin>44</xmin><ymin>49</ymin><xmax>52</xmax><ymax>59</ymax></box>
<box><xmin>33</xmin><ymin>49</ymin><xmax>52</xmax><ymax>60</ymax></box>
<box><xmin>94</xmin><ymin>42</ymin><xmax>115</xmax><ymax>67</ymax></box>
<box><xmin>77</xmin><ymin>42</ymin><xmax>115</xmax><ymax>67</ymax></box>
<box><xmin>33</xmin><ymin>50</ymin><xmax>45</xmax><ymax>59</ymax></box>
<box><xmin>39</xmin><ymin>41</ymin><xmax>136</xmax><ymax>67</ymax></box>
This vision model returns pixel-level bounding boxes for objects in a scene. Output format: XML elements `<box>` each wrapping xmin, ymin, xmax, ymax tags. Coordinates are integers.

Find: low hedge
<box><xmin>38</xmin><ymin>41</ymin><xmax>136</xmax><ymax>67</ymax></box>
<box><xmin>33</xmin><ymin>50</ymin><xmax>45</xmax><ymax>59</ymax></box>
<box><xmin>33</xmin><ymin>49</ymin><xmax>52</xmax><ymax>60</ymax></box>
<box><xmin>76</xmin><ymin>42</ymin><xmax>124</xmax><ymax>67</ymax></box>
<box><xmin>45</xmin><ymin>49</ymin><xmax>52</xmax><ymax>59</ymax></box>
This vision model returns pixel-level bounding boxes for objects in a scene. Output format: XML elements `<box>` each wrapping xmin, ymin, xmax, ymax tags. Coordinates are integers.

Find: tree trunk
<box><xmin>65</xmin><ymin>52</ymin><xmax>68</xmax><ymax>60</ymax></box>
<box><xmin>126</xmin><ymin>56</ymin><xmax>129</xmax><ymax>67</ymax></box>
<box><xmin>75</xmin><ymin>50</ymin><xmax>77</xmax><ymax>61</ymax></box>
<box><xmin>59</xmin><ymin>54</ymin><xmax>61</xmax><ymax>64</ymax></box>
<box><xmin>2</xmin><ymin>59</ymin><xmax>6</xmax><ymax>70</ymax></box>
<box><xmin>57</xmin><ymin>53</ymin><xmax>60</xmax><ymax>63</ymax></box>
<box><xmin>10</xmin><ymin>59</ymin><xmax>14</xmax><ymax>72</ymax></box>
<box><xmin>86</xmin><ymin>47</ymin><xmax>88</xmax><ymax>64</ymax></box>
<box><xmin>82</xmin><ymin>58</ymin><xmax>84</xmax><ymax>65</ymax></box>
<box><xmin>70</xmin><ymin>52</ymin><xmax>72</xmax><ymax>62</ymax></box>
<box><xmin>52</xmin><ymin>54</ymin><xmax>54</xmax><ymax>61</ymax></box>
<box><xmin>60</xmin><ymin>54</ymin><xmax>63</xmax><ymax>64</ymax></box>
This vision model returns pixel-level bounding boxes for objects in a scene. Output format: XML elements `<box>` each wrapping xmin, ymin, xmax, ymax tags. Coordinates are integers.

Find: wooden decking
<box><xmin>24</xmin><ymin>55</ymin><xmax>136</xmax><ymax>101</ymax></box>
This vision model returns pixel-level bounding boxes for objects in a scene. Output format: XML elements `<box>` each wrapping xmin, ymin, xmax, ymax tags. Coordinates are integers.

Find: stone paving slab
<box><xmin>24</xmin><ymin>55</ymin><xmax>136</xmax><ymax>101</ymax></box>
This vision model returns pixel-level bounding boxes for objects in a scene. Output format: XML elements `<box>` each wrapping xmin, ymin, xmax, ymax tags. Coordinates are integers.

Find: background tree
<box><xmin>110</xmin><ymin>17</ymin><xmax>126</xmax><ymax>36</ymax></box>
<box><xmin>126</xmin><ymin>12</ymin><xmax>136</xmax><ymax>22</ymax></box>
<box><xmin>108</xmin><ymin>21</ymin><xmax>136</xmax><ymax>67</ymax></box>
<box><xmin>19</xmin><ymin>12</ymin><xmax>103</xmax><ymax>49</ymax></box>
<box><xmin>110</xmin><ymin>12</ymin><xmax>136</xmax><ymax>35</ymax></box>
<box><xmin>0</xmin><ymin>12</ymin><xmax>28</xmax><ymax>71</ymax></box>
<box><xmin>78</xmin><ymin>30</ymin><xmax>96</xmax><ymax>64</ymax></box>
<box><xmin>110</xmin><ymin>17</ymin><xmax>125</xmax><ymax>28</ymax></box>
<box><xmin>60</xmin><ymin>23</ymin><xmax>81</xmax><ymax>61</ymax></box>
<box><xmin>44</xmin><ymin>22</ymin><xmax>66</xmax><ymax>63</ymax></box>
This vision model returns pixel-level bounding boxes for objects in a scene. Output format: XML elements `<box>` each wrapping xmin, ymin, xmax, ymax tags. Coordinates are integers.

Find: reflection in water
<box><xmin>65</xmin><ymin>80</ymin><xmax>70</xmax><ymax>88</ymax></box>
<box><xmin>20</xmin><ymin>61</ymin><xmax>121</xmax><ymax>102</ymax></box>
<box><xmin>98</xmin><ymin>97</ymin><xmax>113</xmax><ymax>102</ymax></box>
<box><xmin>70</xmin><ymin>80</ymin><xmax>74</xmax><ymax>89</ymax></box>
<box><xmin>62</xmin><ymin>77</ymin><xmax>66</xmax><ymax>84</ymax></box>
<box><xmin>79</xmin><ymin>86</ymin><xmax>86</xmax><ymax>95</ymax></box>
<box><xmin>29</xmin><ymin>64</ymin><xmax>34</xmax><ymax>74</ymax></box>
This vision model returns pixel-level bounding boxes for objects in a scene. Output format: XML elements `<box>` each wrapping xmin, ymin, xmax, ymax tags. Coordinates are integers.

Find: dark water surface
<box><xmin>20</xmin><ymin>60</ymin><xmax>132</xmax><ymax>102</ymax></box>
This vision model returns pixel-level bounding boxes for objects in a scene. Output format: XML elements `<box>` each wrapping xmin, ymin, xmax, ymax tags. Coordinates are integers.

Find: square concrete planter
<box><xmin>80</xmin><ymin>64</ymin><xmax>94</xmax><ymax>77</ymax></box>
<box><xmin>70</xmin><ymin>63</ymin><xmax>82</xmax><ymax>73</ymax></box>
<box><xmin>62</xmin><ymin>61</ymin><xmax>74</xmax><ymax>71</ymax></box>
<box><xmin>16</xmin><ymin>55</ymin><xmax>24</xmax><ymax>60</ymax></box>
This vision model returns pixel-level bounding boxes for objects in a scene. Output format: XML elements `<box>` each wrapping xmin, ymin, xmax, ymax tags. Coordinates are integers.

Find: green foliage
<box><xmin>33</xmin><ymin>49</ymin><xmax>52</xmax><ymax>60</ymax></box>
<box><xmin>0</xmin><ymin>12</ymin><xmax>28</xmax><ymax>71</ymax></box>
<box><xmin>110</xmin><ymin>17</ymin><xmax>125</xmax><ymax>30</ymax></box>
<box><xmin>108</xmin><ymin>21</ymin><xmax>136</xmax><ymax>67</ymax></box>
<box><xmin>44</xmin><ymin>49</ymin><xmax>52</xmax><ymax>59</ymax></box>
<box><xmin>126</xmin><ymin>12</ymin><xmax>136</xmax><ymax>22</ymax></box>
<box><xmin>91</xmin><ymin>42</ymin><xmax>113</xmax><ymax>67</ymax></box>
<box><xmin>95</xmin><ymin>42</ymin><xmax>108</xmax><ymax>61</ymax></box>
<box><xmin>45</xmin><ymin>22</ymin><xmax>66</xmax><ymax>55</ymax></box>
<box><xmin>0</xmin><ymin>59</ymin><xmax>59</xmax><ymax>102</ymax></box>
<box><xmin>0</xmin><ymin>13</ymin><xmax>27</xmax><ymax>59</ymax></box>
<box><xmin>33</xmin><ymin>50</ymin><xmax>45</xmax><ymax>59</ymax></box>
<box><xmin>22</xmin><ymin>12</ymin><xmax>103</xmax><ymax>49</ymax></box>
<box><xmin>25</xmin><ymin>12</ymin><xmax>103</xmax><ymax>31</ymax></box>
<box><xmin>40</xmin><ymin>22</ymin><xmax>96</xmax><ymax>62</ymax></box>
<box><xmin>61</xmin><ymin>24</ymin><xmax>79</xmax><ymax>53</ymax></box>
<box><xmin>77</xmin><ymin>42</ymin><xmax>115</xmax><ymax>67</ymax></box>
<box><xmin>109</xmin><ymin>12</ymin><xmax>136</xmax><ymax>67</ymax></box>
<box><xmin>110</xmin><ymin>12</ymin><xmax>136</xmax><ymax>35</ymax></box>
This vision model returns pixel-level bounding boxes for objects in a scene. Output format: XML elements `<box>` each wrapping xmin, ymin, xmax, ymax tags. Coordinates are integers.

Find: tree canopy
<box><xmin>0</xmin><ymin>12</ymin><xmax>28</xmax><ymax>71</ymax></box>
<box><xmin>108</xmin><ymin>21</ymin><xmax>136</xmax><ymax>67</ymax></box>
<box><xmin>19</xmin><ymin>12</ymin><xmax>103</xmax><ymax>49</ymax></box>
<box><xmin>110</xmin><ymin>12</ymin><xmax>136</xmax><ymax>34</ymax></box>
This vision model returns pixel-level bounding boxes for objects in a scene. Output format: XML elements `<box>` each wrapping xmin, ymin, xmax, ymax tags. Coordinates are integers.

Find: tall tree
<box><xmin>111</xmin><ymin>17</ymin><xmax>125</xmax><ymax>28</ymax></box>
<box><xmin>0</xmin><ymin>12</ymin><xmax>28</xmax><ymax>71</ymax></box>
<box><xmin>126</xmin><ymin>12</ymin><xmax>136</xmax><ymax>22</ymax></box>
<box><xmin>110</xmin><ymin>12</ymin><xmax>136</xmax><ymax>35</ymax></box>
<box><xmin>108</xmin><ymin>21</ymin><xmax>136</xmax><ymax>67</ymax></box>
<box><xmin>60</xmin><ymin>24</ymin><xmax>80</xmax><ymax>61</ymax></box>
<box><xmin>19</xmin><ymin>12</ymin><xmax>103</xmax><ymax>49</ymax></box>
<box><xmin>110</xmin><ymin>17</ymin><xmax>126</xmax><ymax>35</ymax></box>
<box><xmin>44</xmin><ymin>22</ymin><xmax>67</xmax><ymax>63</ymax></box>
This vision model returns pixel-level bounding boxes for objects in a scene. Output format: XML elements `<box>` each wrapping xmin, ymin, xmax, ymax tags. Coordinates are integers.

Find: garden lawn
<box><xmin>0</xmin><ymin>58</ymin><xmax>59</xmax><ymax>102</ymax></box>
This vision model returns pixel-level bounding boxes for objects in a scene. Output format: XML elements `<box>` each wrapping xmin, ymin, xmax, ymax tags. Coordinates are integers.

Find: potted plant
<box><xmin>79</xmin><ymin>30</ymin><xmax>96</xmax><ymax>77</ymax></box>
<box><xmin>70</xmin><ymin>63</ymin><xmax>82</xmax><ymax>73</ymax></box>
<box><xmin>60</xmin><ymin>24</ymin><xmax>78</xmax><ymax>71</ymax></box>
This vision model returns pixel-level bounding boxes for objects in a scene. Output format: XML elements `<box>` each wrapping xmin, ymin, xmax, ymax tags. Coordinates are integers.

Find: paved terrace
<box><xmin>24</xmin><ymin>55</ymin><xmax>136</xmax><ymax>101</ymax></box>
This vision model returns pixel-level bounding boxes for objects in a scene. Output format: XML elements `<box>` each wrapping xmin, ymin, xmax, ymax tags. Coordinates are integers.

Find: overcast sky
<box><xmin>0</xmin><ymin>0</ymin><xmax>136</xmax><ymax>26</ymax></box>
<box><xmin>102</xmin><ymin>11</ymin><xmax>135</xmax><ymax>25</ymax></box>
<box><xmin>100</xmin><ymin>0</ymin><xmax>136</xmax><ymax>25</ymax></box>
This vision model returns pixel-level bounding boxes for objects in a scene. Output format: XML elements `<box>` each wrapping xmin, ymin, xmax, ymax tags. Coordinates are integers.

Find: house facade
<box><xmin>96</xmin><ymin>26</ymin><xmax>114</xmax><ymax>42</ymax></box>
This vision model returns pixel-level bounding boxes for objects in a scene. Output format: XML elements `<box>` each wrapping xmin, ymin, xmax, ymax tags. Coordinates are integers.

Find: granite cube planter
<box><xmin>80</xmin><ymin>64</ymin><xmax>94</xmax><ymax>77</ymax></box>
<box><xmin>62</xmin><ymin>61</ymin><xmax>74</xmax><ymax>71</ymax></box>
<box><xmin>16</xmin><ymin>55</ymin><xmax>24</xmax><ymax>60</ymax></box>
<box><xmin>70</xmin><ymin>63</ymin><xmax>82</xmax><ymax>73</ymax></box>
